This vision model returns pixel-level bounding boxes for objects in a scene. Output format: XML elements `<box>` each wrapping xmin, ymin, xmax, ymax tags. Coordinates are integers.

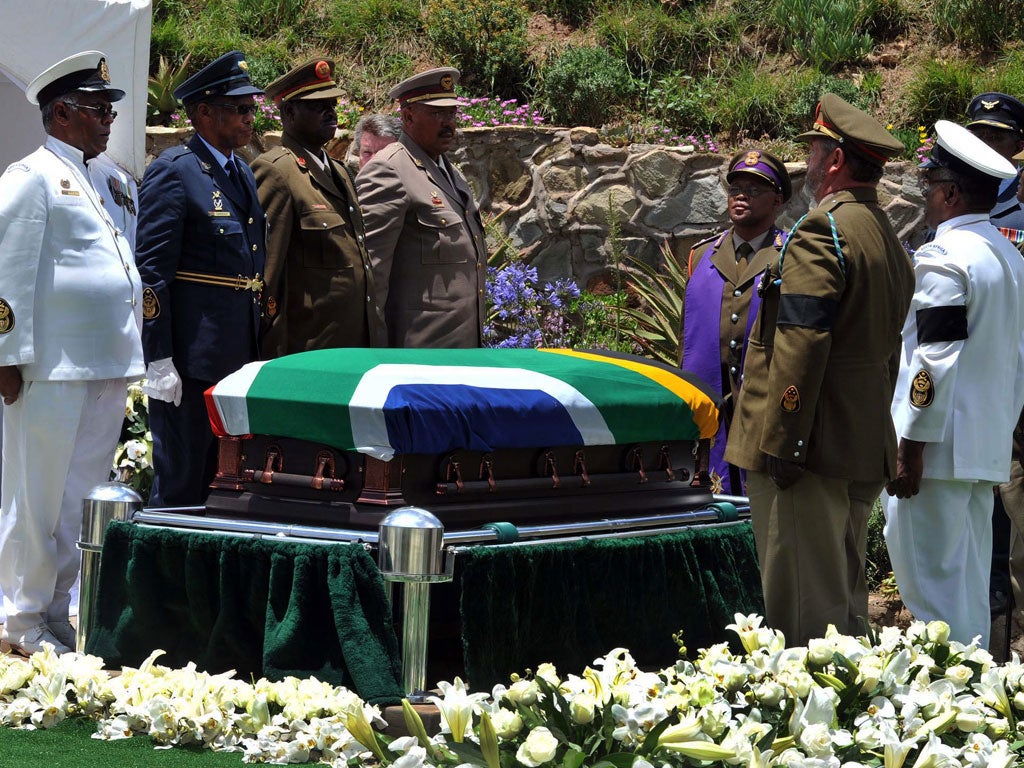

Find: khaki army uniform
<box><xmin>253</xmin><ymin>133</ymin><xmax>383</xmax><ymax>356</ymax></box>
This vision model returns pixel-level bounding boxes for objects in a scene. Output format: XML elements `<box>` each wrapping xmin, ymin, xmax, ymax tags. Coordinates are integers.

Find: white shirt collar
<box><xmin>934</xmin><ymin>212</ymin><xmax>990</xmax><ymax>236</ymax></box>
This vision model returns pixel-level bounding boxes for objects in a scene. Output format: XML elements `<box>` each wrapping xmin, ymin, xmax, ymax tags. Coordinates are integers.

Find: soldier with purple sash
<box><xmin>680</xmin><ymin>150</ymin><xmax>791</xmax><ymax>494</ymax></box>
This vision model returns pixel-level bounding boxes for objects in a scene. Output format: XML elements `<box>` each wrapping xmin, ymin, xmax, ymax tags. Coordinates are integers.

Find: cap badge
<box><xmin>99</xmin><ymin>58</ymin><xmax>111</xmax><ymax>84</ymax></box>
<box><xmin>142</xmin><ymin>287</ymin><xmax>160</xmax><ymax>320</ymax></box>
<box><xmin>0</xmin><ymin>298</ymin><xmax>14</xmax><ymax>334</ymax></box>
<box><xmin>981</xmin><ymin>99</ymin><xmax>1000</xmax><ymax>111</ymax></box>
<box><xmin>315</xmin><ymin>60</ymin><xmax>331</xmax><ymax>79</ymax></box>
<box><xmin>238</xmin><ymin>60</ymin><xmax>249</xmax><ymax>72</ymax></box>
<box><xmin>440</xmin><ymin>75</ymin><xmax>454</xmax><ymax>91</ymax></box>
<box><xmin>780</xmin><ymin>385</ymin><xmax>801</xmax><ymax>413</ymax></box>
<box><xmin>744</xmin><ymin>151</ymin><xmax>761</xmax><ymax>166</ymax></box>
<box><xmin>910</xmin><ymin>370</ymin><xmax>934</xmax><ymax>408</ymax></box>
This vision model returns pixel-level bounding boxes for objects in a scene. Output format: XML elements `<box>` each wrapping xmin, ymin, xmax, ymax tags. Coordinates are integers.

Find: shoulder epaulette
<box><xmin>686</xmin><ymin>230</ymin><xmax>727</xmax><ymax>274</ymax></box>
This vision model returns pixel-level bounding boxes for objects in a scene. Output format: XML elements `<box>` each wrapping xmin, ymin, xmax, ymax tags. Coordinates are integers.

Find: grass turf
<box><xmin>0</xmin><ymin>717</ymin><xmax>245</xmax><ymax>767</ymax></box>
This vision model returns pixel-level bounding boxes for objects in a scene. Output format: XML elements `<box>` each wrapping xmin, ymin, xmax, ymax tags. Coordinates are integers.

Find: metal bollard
<box><xmin>378</xmin><ymin>506</ymin><xmax>453</xmax><ymax>701</ymax></box>
<box><xmin>77</xmin><ymin>482</ymin><xmax>143</xmax><ymax>653</ymax></box>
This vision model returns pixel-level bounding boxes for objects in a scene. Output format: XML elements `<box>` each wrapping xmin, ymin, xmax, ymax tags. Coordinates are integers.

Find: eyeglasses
<box><xmin>297</xmin><ymin>100</ymin><xmax>339</xmax><ymax>114</ymax></box>
<box><xmin>420</xmin><ymin>107</ymin><xmax>458</xmax><ymax>122</ymax></box>
<box><xmin>70</xmin><ymin>104</ymin><xmax>117</xmax><ymax>120</ymax></box>
<box><xmin>918</xmin><ymin>173</ymin><xmax>957</xmax><ymax>194</ymax></box>
<box><xmin>727</xmin><ymin>184</ymin><xmax>775</xmax><ymax>198</ymax></box>
<box><xmin>210</xmin><ymin>102</ymin><xmax>257</xmax><ymax>116</ymax></box>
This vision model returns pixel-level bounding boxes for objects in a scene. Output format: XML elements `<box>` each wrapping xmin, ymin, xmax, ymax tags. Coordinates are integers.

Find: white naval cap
<box><xmin>25</xmin><ymin>50</ymin><xmax>125</xmax><ymax>107</ymax></box>
<box><xmin>921</xmin><ymin>119</ymin><xmax>1017</xmax><ymax>179</ymax></box>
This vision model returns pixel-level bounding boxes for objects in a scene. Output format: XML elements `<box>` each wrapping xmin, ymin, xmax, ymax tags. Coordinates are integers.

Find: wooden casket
<box><xmin>201</xmin><ymin>348</ymin><xmax>723</xmax><ymax>528</ymax></box>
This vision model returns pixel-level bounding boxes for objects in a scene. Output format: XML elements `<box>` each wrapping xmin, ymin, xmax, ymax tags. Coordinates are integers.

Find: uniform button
<box><xmin>793</xmin><ymin>451</ymin><xmax>800</xmax><ymax>458</ymax></box>
<box><xmin>252</xmin><ymin>244</ymin><xmax>258</xmax><ymax>251</ymax></box>
<box><xmin>349</xmin><ymin>206</ymin><xmax>355</xmax><ymax>214</ymax></box>
<box><xmin>478</xmin><ymin>289</ymin><xmax>484</xmax><ymax>295</ymax></box>
<box><xmin>440</xmin><ymin>218</ymin><xmax>446</xmax><ymax>225</ymax></box>
<box><xmin>219</xmin><ymin>227</ymin><xmax>225</xmax><ymax>234</ymax></box>
<box><xmin>248</xmin><ymin>217</ymin><xmax>254</xmax><ymax>224</ymax></box>
<box><xmin>357</xmin><ymin>234</ymin><xmax>364</xmax><ymax>242</ymax></box>
<box><xmin>733</xmin><ymin>289</ymin><xmax>742</xmax><ymax>297</ymax></box>
<box><xmin>323</xmin><ymin>222</ymin><xmax>328</xmax><ymax>228</ymax></box>
<box><xmin>729</xmin><ymin>339</ymin><xmax>738</xmax><ymax>349</ymax></box>
<box><xmin>729</xmin><ymin>366</ymin><xmax>737</xmax><ymax>374</ymax></box>
<box><xmin>797</xmin><ymin>440</ymin><xmax>804</xmax><ymax>447</ymax></box>
<box><xmin>730</xmin><ymin>313</ymin><xmax>739</xmax><ymax>323</ymax></box>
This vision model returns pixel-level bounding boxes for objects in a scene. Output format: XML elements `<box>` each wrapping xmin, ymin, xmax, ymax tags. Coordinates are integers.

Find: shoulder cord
<box><xmin>773</xmin><ymin>211</ymin><xmax>846</xmax><ymax>289</ymax></box>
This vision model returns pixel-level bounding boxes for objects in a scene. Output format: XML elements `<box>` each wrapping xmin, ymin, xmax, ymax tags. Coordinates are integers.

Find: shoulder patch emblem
<box><xmin>142</xmin><ymin>287</ymin><xmax>160</xmax><ymax>320</ymax></box>
<box><xmin>910</xmin><ymin>370</ymin><xmax>934</xmax><ymax>408</ymax></box>
<box><xmin>0</xmin><ymin>298</ymin><xmax>14</xmax><ymax>334</ymax></box>
<box><xmin>266</xmin><ymin>296</ymin><xmax>278</xmax><ymax>318</ymax></box>
<box><xmin>780</xmin><ymin>385</ymin><xmax>801</xmax><ymax>413</ymax></box>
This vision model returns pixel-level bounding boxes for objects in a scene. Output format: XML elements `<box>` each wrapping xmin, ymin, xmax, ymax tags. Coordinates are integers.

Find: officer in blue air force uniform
<box><xmin>966</xmin><ymin>92</ymin><xmax>1024</xmax><ymax>235</ymax></box>
<box><xmin>135</xmin><ymin>51</ymin><xmax>266</xmax><ymax>507</ymax></box>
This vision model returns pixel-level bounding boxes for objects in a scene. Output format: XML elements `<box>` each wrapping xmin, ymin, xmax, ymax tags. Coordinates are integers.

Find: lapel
<box><xmin>282</xmin><ymin>133</ymin><xmax>345</xmax><ymax>203</ymax></box>
<box><xmin>709</xmin><ymin>235</ymin><xmax>740</xmax><ymax>284</ymax></box>
<box><xmin>742</xmin><ymin>227</ymin><xmax>782</xmax><ymax>285</ymax></box>
<box><xmin>188</xmin><ymin>135</ymin><xmax>247</xmax><ymax>211</ymax></box>
<box><xmin>400</xmin><ymin>133</ymin><xmax>464</xmax><ymax>210</ymax></box>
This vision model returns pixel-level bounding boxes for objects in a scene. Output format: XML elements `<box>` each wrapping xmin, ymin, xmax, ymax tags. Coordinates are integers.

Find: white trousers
<box><xmin>0</xmin><ymin>378</ymin><xmax>126</xmax><ymax>636</ymax></box>
<box><xmin>884</xmin><ymin>479</ymin><xmax>994</xmax><ymax>648</ymax></box>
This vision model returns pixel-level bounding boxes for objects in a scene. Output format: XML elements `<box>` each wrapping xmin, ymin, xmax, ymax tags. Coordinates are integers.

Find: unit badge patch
<box><xmin>780</xmin><ymin>385</ymin><xmax>801</xmax><ymax>413</ymax></box>
<box><xmin>0</xmin><ymin>298</ymin><xmax>14</xmax><ymax>334</ymax></box>
<box><xmin>910</xmin><ymin>370</ymin><xmax>934</xmax><ymax>408</ymax></box>
<box><xmin>142</xmin><ymin>287</ymin><xmax>160</xmax><ymax>320</ymax></box>
<box><xmin>266</xmin><ymin>296</ymin><xmax>278</xmax><ymax>318</ymax></box>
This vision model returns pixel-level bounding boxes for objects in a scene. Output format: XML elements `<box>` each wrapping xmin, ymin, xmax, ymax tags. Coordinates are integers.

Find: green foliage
<box><xmin>235</xmin><ymin>0</ymin><xmax>304</xmax><ymax>36</ymax></box>
<box><xmin>591</xmin><ymin>1</ymin><xmax>693</xmax><ymax>80</ymax></box>
<box><xmin>147</xmin><ymin>54</ymin><xmax>191</xmax><ymax>126</ymax></box>
<box><xmin>980</xmin><ymin>49</ymin><xmax>1024</xmax><ymax>101</ymax></box>
<box><xmin>326</xmin><ymin>0</ymin><xmax>422</xmax><ymax>51</ymax></box>
<box><xmin>862</xmin><ymin>0</ymin><xmax>921</xmax><ymax>40</ymax></box>
<box><xmin>904</xmin><ymin>58</ymin><xmax>978</xmax><ymax>128</ymax></box>
<box><xmin>424</xmin><ymin>0</ymin><xmax>531</xmax><ymax>95</ymax></box>
<box><xmin>527</xmin><ymin>0</ymin><xmax>595</xmax><ymax>26</ymax></box>
<box><xmin>932</xmin><ymin>0</ymin><xmax>1023</xmax><ymax>48</ymax></box>
<box><xmin>713</xmin><ymin>63</ymin><xmax>795</xmax><ymax>141</ymax></box>
<box><xmin>537</xmin><ymin>46</ymin><xmax>635</xmax><ymax>127</ymax></box>
<box><xmin>643</xmin><ymin>73</ymin><xmax>718</xmax><ymax>135</ymax></box>
<box><xmin>787</xmin><ymin>72</ymin><xmax>877</xmax><ymax>130</ymax></box>
<box><xmin>616</xmin><ymin>241</ymin><xmax>687</xmax><ymax>365</ymax></box>
<box><xmin>773</xmin><ymin>0</ymin><xmax>874</xmax><ymax>71</ymax></box>
<box><xmin>865</xmin><ymin>498</ymin><xmax>892</xmax><ymax>591</ymax></box>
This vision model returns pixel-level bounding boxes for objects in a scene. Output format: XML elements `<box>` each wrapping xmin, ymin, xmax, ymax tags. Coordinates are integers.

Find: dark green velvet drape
<box><xmin>87</xmin><ymin>521</ymin><xmax>404</xmax><ymax>706</ymax></box>
<box><xmin>457</xmin><ymin>522</ymin><xmax>763</xmax><ymax>688</ymax></box>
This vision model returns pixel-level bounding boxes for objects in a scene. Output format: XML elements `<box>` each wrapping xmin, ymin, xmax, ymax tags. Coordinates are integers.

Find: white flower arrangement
<box><xmin>2</xmin><ymin>616</ymin><xmax>1024</xmax><ymax>767</ymax></box>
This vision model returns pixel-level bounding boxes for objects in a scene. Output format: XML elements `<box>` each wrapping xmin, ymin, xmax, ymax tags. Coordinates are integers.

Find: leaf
<box><xmin>590</xmin><ymin>753</ymin><xmax>639</xmax><ymax>768</ymax></box>
<box><xmin>445</xmin><ymin>739</ymin><xmax>489</xmax><ymax>767</ymax></box>
<box><xmin>562</xmin><ymin>748</ymin><xmax>586</xmax><ymax>768</ymax></box>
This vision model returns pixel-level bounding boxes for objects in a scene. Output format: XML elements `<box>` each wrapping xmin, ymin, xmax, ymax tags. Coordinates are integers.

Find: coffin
<box><xmin>201</xmin><ymin>348</ymin><xmax>723</xmax><ymax>527</ymax></box>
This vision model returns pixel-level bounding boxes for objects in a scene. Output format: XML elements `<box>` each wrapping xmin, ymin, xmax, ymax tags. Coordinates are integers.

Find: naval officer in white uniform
<box><xmin>0</xmin><ymin>51</ymin><xmax>144</xmax><ymax>656</ymax></box>
<box><xmin>884</xmin><ymin>120</ymin><xmax>1024</xmax><ymax>648</ymax></box>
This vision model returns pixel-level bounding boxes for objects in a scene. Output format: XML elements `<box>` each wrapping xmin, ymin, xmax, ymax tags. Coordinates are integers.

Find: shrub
<box><xmin>903</xmin><ymin>57</ymin><xmax>978</xmax><ymax>128</ymax></box>
<box><xmin>773</xmin><ymin>0</ymin><xmax>874</xmax><ymax>72</ymax></box>
<box><xmin>326</xmin><ymin>0</ymin><xmax>422</xmax><ymax>52</ymax></box>
<box><xmin>526</xmin><ymin>0</ymin><xmax>595</xmax><ymax>26</ymax></box>
<box><xmin>713</xmin><ymin>63</ymin><xmax>797</xmax><ymax>140</ymax></box>
<box><xmin>235</xmin><ymin>0</ymin><xmax>304</xmax><ymax>37</ymax></box>
<box><xmin>591</xmin><ymin>1</ymin><xmax>694</xmax><ymax>80</ymax></box>
<box><xmin>788</xmin><ymin>73</ymin><xmax>877</xmax><ymax>128</ymax></box>
<box><xmin>932</xmin><ymin>0</ymin><xmax>1023</xmax><ymax>48</ymax></box>
<box><xmin>536</xmin><ymin>46</ymin><xmax>634</xmax><ymax>127</ymax></box>
<box><xmin>424</xmin><ymin>0</ymin><xmax>531</xmax><ymax>96</ymax></box>
<box><xmin>861</xmin><ymin>0</ymin><xmax>921</xmax><ymax>40</ymax></box>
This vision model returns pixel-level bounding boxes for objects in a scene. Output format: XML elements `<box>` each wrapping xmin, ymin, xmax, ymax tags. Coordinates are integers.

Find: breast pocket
<box><xmin>416</xmin><ymin>208</ymin><xmax>469</xmax><ymax>265</ymax></box>
<box><xmin>211</xmin><ymin>217</ymin><xmax>245</xmax><ymax>266</ymax></box>
<box><xmin>300</xmin><ymin>209</ymin><xmax>353</xmax><ymax>269</ymax></box>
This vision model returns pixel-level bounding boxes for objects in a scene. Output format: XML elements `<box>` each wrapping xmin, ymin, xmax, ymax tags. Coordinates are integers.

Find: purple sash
<box><xmin>681</xmin><ymin>234</ymin><xmax>766</xmax><ymax>494</ymax></box>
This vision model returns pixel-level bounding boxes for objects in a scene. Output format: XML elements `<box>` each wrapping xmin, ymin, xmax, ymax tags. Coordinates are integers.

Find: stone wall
<box><xmin>146</xmin><ymin>125</ymin><xmax>929</xmax><ymax>291</ymax></box>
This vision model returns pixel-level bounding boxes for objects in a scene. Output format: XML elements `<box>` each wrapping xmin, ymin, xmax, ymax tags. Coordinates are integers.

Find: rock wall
<box><xmin>146</xmin><ymin>125</ymin><xmax>928</xmax><ymax>291</ymax></box>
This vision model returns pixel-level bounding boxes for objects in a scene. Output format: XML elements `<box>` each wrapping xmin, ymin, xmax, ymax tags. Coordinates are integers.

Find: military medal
<box><xmin>142</xmin><ymin>287</ymin><xmax>160</xmax><ymax>320</ymax></box>
<box><xmin>910</xmin><ymin>370</ymin><xmax>934</xmax><ymax>408</ymax></box>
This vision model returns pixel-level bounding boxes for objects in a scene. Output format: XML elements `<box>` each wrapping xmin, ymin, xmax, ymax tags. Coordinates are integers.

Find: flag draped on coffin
<box><xmin>205</xmin><ymin>348</ymin><xmax>721</xmax><ymax>461</ymax></box>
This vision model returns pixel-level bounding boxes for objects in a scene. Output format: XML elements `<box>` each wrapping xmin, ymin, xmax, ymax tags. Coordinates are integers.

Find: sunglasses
<box><xmin>210</xmin><ymin>102</ymin><xmax>257</xmax><ymax>116</ymax></box>
<box><xmin>70</xmin><ymin>103</ymin><xmax>117</xmax><ymax>120</ymax></box>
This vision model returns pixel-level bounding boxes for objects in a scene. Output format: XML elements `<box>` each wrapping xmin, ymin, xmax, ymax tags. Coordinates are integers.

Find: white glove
<box><xmin>142</xmin><ymin>357</ymin><xmax>182</xmax><ymax>406</ymax></box>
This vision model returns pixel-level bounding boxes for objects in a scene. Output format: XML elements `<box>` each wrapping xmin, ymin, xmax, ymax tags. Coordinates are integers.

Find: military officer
<box><xmin>355</xmin><ymin>67</ymin><xmax>487</xmax><ymax>348</ymax></box>
<box><xmin>136</xmin><ymin>51</ymin><xmax>266</xmax><ymax>507</ymax></box>
<box><xmin>680</xmin><ymin>149</ymin><xmax>791</xmax><ymax>495</ymax></box>
<box><xmin>252</xmin><ymin>58</ymin><xmax>383</xmax><ymax>357</ymax></box>
<box><xmin>0</xmin><ymin>51</ymin><xmax>144</xmax><ymax>655</ymax></box>
<box><xmin>966</xmin><ymin>92</ymin><xmax>1024</xmax><ymax>234</ymax></box>
<box><xmin>725</xmin><ymin>94</ymin><xmax>914</xmax><ymax>646</ymax></box>
<box><xmin>885</xmin><ymin>121</ymin><xmax>1024</xmax><ymax>647</ymax></box>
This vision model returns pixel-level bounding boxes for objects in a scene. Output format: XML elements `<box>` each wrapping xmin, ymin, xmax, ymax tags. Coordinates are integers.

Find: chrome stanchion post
<box><xmin>77</xmin><ymin>482</ymin><xmax>143</xmax><ymax>653</ymax></box>
<box><xmin>378</xmin><ymin>507</ymin><xmax>452</xmax><ymax>702</ymax></box>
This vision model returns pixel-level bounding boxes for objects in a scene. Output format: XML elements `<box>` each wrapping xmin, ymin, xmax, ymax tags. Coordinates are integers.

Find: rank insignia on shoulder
<box><xmin>266</xmin><ymin>296</ymin><xmax>278</xmax><ymax>318</ymax></box>
<box><xmin>296</xmin><ymin>156</ymin><xmax>307</xmax><ymax>168</ymax></box>
<box><xmin>910</xmin><ymin>370</ymin><xmax>934</xmax><ymax>408</ymax></box>
<box><xmin>142</xmin><ymin>287</ymin><xmax>160</xmax><ymax>320</ymax></box>
<box><xmin>780</xmin><ymin>385</ymin><xmax>801</xmax><ymax>413</ymax></box>
<box><xmin>0</xmin><ymin>298</ymin><xmax>14</xmax><ymax>334</ymax></box>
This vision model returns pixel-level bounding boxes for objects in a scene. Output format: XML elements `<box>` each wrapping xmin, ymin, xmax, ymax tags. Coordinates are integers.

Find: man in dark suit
<box><xmin>252</xmin><ymin>58</ymin><xmax>383</xmax><ymax>357</ymax></box>
<box><xmin>967</xmin><ymin>92</ymin><xmax>1024</xmax><ymax>234</ymax></box>
<box><xmin>355</xmin><ymin>68</ymin><xmax>487</xmax><ymax>348</ymax></box>
<box><xmin>136</xmin><ymin>51</ymin><xmax>266</xmax><ymax>507</ymax></box>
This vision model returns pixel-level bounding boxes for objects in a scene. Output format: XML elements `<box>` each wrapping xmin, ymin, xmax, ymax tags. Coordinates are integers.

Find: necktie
<box><xmin>224</xmin><ymin>158</ymin><xmax>248</xmax><ymax>203</ymax></box>
<box><xmin>736</xmin><ymin>242</ymin><xmax>754</xmax><ymax>264</ymax></box>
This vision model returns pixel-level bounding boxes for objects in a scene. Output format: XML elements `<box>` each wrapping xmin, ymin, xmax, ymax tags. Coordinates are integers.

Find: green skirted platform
<box><xmin>89</xmin><ymin>520</ymin><xmax>762</xmax><ymax>696</ymax></box>
<box><xmin>455</xmin><ymin>521</ymin><xmax>763</xmax><ymax>687</ymax></box>
<box><xmin>87</xmin><ymin>522</ymin><xmax>405</xmax><ymax>706</ymax></box>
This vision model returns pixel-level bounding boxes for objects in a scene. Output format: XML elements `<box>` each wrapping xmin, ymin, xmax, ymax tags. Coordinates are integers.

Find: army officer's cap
<box><xmin>967</xmin><ymin>92</ymin><xmax>1024</xmax><ymax>137</ymax></box>
<box><xmin>796</xmin><ymin>93</ymin><xmax>904</xmax><ymax>165</ymax></box>
<box><xmin>174</xmin><ymin>50</ymin><xmax>263</xmax><ymax>105</ymax></box>
<box><xmin>389</xmin><ymin>67</ymin><xmax>460</xmax><ymax>107</ymax></box>
<box><xmin>726</xmin><ymin>149</ymin><xmax>792</xmax><ymax>202</ymax></box>
<box><xmin>265</xmin><ymin>58</ymin><xmax>345</xmax><ymax>104</ymax></box>
<box><xmin>26</xmin><ymin>50</ymin><xmax>125</xmax><ymax>107</ymax></box>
